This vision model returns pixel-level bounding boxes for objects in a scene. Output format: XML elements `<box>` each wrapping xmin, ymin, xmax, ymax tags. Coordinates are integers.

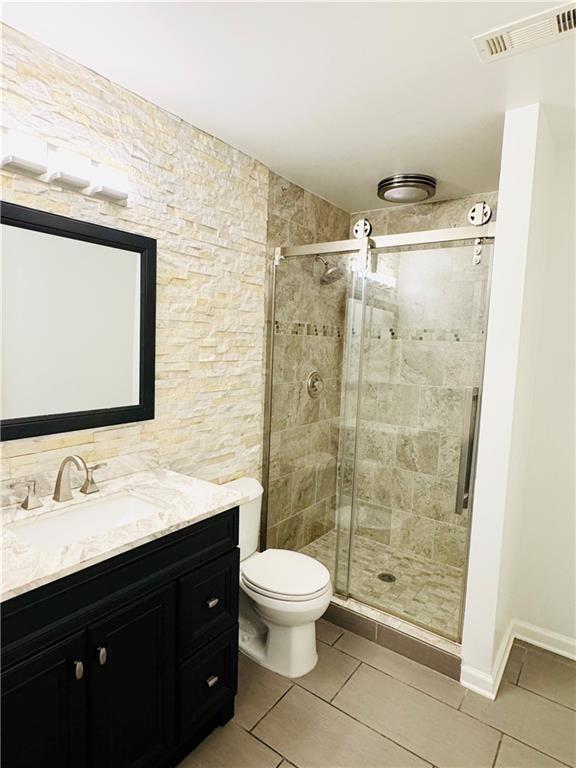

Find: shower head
<box><xmin>317</xmin><ymin>256</ymin><xmax>345</xmax><ymax>285</ymax></box>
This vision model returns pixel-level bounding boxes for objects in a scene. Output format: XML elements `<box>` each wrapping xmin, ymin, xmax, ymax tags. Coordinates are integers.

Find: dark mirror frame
<box><xmin>1</xmin><ymin>202</ymin><xmax>156</xmax><ymax>442</ymax></box>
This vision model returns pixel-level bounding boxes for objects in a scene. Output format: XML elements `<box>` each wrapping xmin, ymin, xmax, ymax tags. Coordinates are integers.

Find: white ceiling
<box><xmin>3</xmin><ymin>2</ymin><xmax>574</xmax><ymax>212</ymax></box>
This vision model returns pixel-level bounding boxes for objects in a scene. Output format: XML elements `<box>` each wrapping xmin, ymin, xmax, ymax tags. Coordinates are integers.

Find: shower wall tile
<box><xmin>373</xmin><ymin>467</ymin><xmax>414</xmax><ymax>513</ymax></box>
<box><xmin>267</xmin><ymin>475</ymin><xmax>291</xmax><ymax>526</ymax></box>
<box><xmin>352</xmin><ymin>191</ymin><xmax>498</xmax><ymax>236</ymax></box>
<box><xmin>357</xmin><ymin>422</ymin><xmax>396</xmax><ymax>464</ymax></box>
<box><xmin>356</xmin><ymin>502</ymin><xmax>392</xmax><ymax>545</ymax></box>
<box><xmin>390</xmin><ymin>511</ymin><xmax>435</xmax><ymax>559</ymax></box>
<box><xmin>395</xmin><ymin>430</ymin><xmax>440</xmax><ymax>475</ymax></box>
<box><xmin>398</xmin><ymin>342</ymin><xmax>445</xmax><ymax>386</ymax></box>
<box><xmin>433</xmin><ymin>524</ymin><xmax>468</xmax><ymax>568</ymax></box>
<box><xmin>437</xmin><ymin>434</ymin><xmax>461</xmax><ymax>480</ymax></box>
<box><xmin>291</xmin><ymin>466</ymin><xmax>317</xmax><ymax>514</ymax></box>
<box><xmin>412</xmin><ymin>475</ymin><xmax>458</xmax><ymax>523</ymax></box>
<box><xmin>266</xmin><ymin>171</ymin><xmax>350</xmax><ymax>551</ymax></box>
<box><xmin>418</xmin><ymin>387</ymin><xmax>465</xmax><ymax>433</ymax></box>
<box><xmin>343</xmin><ymin>192</ymin><xmax>497</xmax><ymax>612</ymax></box>
<box><xmin>377</xmin><ymin>383</ymin><xmax>420</xmax><ymax>427</ymax></box>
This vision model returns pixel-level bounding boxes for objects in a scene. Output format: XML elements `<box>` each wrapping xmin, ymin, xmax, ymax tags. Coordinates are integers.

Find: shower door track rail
<box><xmin>276</xmin><ymin>222</ymin><xmax>496</xmax><ymax>259</ymax></box>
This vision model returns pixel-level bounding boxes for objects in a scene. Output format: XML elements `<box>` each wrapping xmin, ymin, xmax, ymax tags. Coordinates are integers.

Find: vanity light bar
<box><xmin>1</xmin><ymin>129</ymin><xmax>130</xmax><ymax>205</ymax></box>
<box><xmin>1</xmin><ymin>130</ymin><xmax>48</xmax><ymax>176</ymax></box>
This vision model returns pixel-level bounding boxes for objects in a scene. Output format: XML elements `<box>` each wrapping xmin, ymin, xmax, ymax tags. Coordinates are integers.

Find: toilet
<box><xmin>224</xmin><ymin>477</ymin><xmax>332</xmax><ymax>678</ymax></box>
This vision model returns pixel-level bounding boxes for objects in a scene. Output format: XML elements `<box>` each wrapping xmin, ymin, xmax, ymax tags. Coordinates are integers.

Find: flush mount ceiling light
<box><xmin>377</xmin><ymin>173</ymin><xmax>437</xmax><ymax>204</ymax></box>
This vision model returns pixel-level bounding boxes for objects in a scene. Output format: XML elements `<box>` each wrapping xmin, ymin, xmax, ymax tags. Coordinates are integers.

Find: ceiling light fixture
<box><xmin>377</xmin><ymin>173</ymin><xmax>437</xmax><ymax>204</ymax></box>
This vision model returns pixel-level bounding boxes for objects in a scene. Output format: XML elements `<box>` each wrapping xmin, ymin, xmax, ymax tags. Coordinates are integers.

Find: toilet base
<box><xmin>239</xmin><ymin>619</ymin><xmax>318</xmax><ymax>678</ymax></box>
<box><xmin>239</xmin><ymin>594</ymin><xmax>320</xmax><ymax>678</ymax></box>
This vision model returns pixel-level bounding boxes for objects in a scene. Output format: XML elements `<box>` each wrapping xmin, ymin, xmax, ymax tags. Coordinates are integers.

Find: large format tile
<box><xmin>503</xmin><ymin>643</ymin><xmax>526</xmax><ymax>684</ymax></box>
<box><xmin>334</xmin><ymin>631</ymin><xmax>465</xmax><ymax>707</ymax></box>
<box><xmin>297</xmin><ymin>641</ymin><xmax>360</xmax><ymax>701</ymax></box>
<box><xmin>518</xmin><ymin>649</ymin><xmax>576</xmax><ymax>710</ymax></box>
<box><xmin>495</xmin><ymin>736</ymin><xmax>568</xmax><ymax>768</ymax></box>
<box><xmin>461</xmin><ymin>683</ymin><xmax>576</xmax><ymax>766</ymax></box>
<box><xmin>333</xmin><ymin>663</ymin><xmax>500</xmax><ymax>767</ymax></box>
<box><xmin>234</xmin><ymin>653</ymin><xmax>292</xmax><ymax>731</ymax></box>
<box><xmin>177</xmin><ymin>721</ymin><xmax>282</xmax><ymax>768</ymax></box>
<box><xmin>316</xmin><ymin>618</ymin><xmax>344</xmax><ymax>646</ymax></box>
<box><xmin>254</xmin><ymin>685</ymin><xmax>430</xmax><ymax>768</ymax></box>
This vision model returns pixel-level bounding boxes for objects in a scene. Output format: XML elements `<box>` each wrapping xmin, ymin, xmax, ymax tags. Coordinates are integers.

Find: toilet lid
<box><xmin>241</xmin><ymin>549</ymin><xmax>331</xmax><ymax>599</ymax></box>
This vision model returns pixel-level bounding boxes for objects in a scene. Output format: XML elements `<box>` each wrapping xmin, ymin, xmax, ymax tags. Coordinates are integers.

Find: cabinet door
<box><xmin>1</xmin><ymin>632</ymin><xmax>87</xmax><ymax>768</ymax></box>
<box><xmin>89</xmin><ymin>585</ymin><xmax>175</xmax><ymax>768</ymax></box>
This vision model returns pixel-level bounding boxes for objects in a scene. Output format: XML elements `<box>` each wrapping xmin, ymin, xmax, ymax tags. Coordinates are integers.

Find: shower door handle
<box><xmin>455</xmin><ymin>387</ymin><xmax>479</xmax><ymax>515</ymax></box>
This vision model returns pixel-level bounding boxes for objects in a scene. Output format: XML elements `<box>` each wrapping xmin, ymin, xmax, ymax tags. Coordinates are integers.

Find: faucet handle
<box><xmin>10</xmin><ymin>480</ymin><xmax>43</xmax><ymax>511</ymax></box>
<box><xmin>80</xmin><ymin>463</ymin><xmax>107</xmax><ymax>495</ymax></box>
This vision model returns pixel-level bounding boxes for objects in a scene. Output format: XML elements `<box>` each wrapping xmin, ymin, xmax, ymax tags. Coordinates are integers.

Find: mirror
<box><xmin>1</xmin><ymin>203</ymin><xmax>156</xmax><ymax>441</ymax></box>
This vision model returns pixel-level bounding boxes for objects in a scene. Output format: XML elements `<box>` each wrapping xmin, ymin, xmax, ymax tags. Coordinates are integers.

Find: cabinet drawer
<box><xmin>178</xmin><ymin>625</ymin><xmax>238</xmax><ymax>740</ymax></box>
<box><xmin>178</xmin><ymin>549</ymin><xmax>239</xmax><ymax>658</ymax></box>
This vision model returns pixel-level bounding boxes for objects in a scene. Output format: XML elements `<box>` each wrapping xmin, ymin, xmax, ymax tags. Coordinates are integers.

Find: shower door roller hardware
<box><xmin>473</xmin><ymin>238</ymin><xmax>483</xmax><ymax>265</ymax></box>
<box><xmin>74</xmin><ymin>660</ymin><xmax>84</xmax><ymax>680</ymax></box>
<box><xmin>306</xmin><ymin>370</ymin><xmax>324</xmax><ymax>398</ymax></box>
<box><xmin>97</xmin><ymin>646</ymin><xmax>107</xmax><ymax>666</ymax></box>
<box><xmin>468</xmin><ymin>202</ymin><xmax>492</xmax><ymax>226</ymax></box>
<box><xmin>353</xmin><ymin>218</ymin><xmax>372</xmax><ymax>239</ymax></box>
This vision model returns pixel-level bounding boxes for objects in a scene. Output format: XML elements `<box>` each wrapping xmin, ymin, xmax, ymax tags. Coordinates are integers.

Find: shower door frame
<box><xmin>262</xmin><ymin>222</ymin><xmax>496</xmax><ymax>640</ymax></box>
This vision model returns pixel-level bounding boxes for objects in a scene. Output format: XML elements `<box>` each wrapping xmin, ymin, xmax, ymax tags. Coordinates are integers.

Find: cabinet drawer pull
<box><xmin>74</xmin><ymin>660</ymin><xmax>84</xmax><ymax>680</ymax></box>
<box><xmin>206</xmin><ymin>675</ymin><xmax>219</xmax><ymax>688</ymax></box>
<box><xmin>206</xmin><ymin>597</ymin><xmax>220</xmax><ymax>609</ymax></box>
<box><xmin>97</xmin><ymin>646</ymin><xmax>108</xmax><ymax>666</ymax></box>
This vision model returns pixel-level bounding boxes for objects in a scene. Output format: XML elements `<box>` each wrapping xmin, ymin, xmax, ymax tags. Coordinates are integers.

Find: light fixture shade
<box><xmin>1</xmin><ymin>129</ymin><xmax>48</xmax><ymax>176</ymax></box>
<box><xmin>87</xmin><ymin>165</ymin><xmax>130</xmax><ymax>204</ymax></box>
<box><xmin>377</xmin><ymin>174</ymin><xmax>437</xmax><ymax>204</ymax></box>
<box><xmin>49</xmin><ymin>148</ymin><xmax>91</xmax><ymax>189</ymax></box>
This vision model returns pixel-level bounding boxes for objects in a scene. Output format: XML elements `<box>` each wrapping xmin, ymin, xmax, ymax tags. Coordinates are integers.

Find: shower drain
<box><xmin>377</xmin><ymin>572</ymin><xmax>396</xmax><ymax>583</ymax></box>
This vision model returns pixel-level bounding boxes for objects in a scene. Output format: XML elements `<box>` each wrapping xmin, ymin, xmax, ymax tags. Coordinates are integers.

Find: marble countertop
<box><xmin>1</xmin><ymin>468</ymin><xmax>246</xmax><ymax>602</ymax></box>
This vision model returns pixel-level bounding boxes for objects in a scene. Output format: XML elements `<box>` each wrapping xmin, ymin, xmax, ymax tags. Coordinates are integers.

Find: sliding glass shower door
<box><xmin>335</xmin><ymin>239</ymin><xmax>493</xmax><ymax>641</ymax></box>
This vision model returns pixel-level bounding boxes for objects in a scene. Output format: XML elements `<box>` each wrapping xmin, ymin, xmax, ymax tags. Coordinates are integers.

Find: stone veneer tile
<box><xmin>1</xmin><ymin>25</ymin><xmax>269</xmax><ymax>496</ymax></box>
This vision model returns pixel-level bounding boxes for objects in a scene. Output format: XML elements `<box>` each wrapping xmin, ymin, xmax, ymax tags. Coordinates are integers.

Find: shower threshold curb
<box><xmin>326</xmin><ymin>596</ymin><xmax>462</xmax><ymax>681</ymax></box>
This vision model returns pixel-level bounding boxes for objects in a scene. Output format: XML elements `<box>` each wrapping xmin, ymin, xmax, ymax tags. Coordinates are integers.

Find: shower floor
<box><xmin>301</xmin><ymin>529</ymin><xmax>463</xmax><ymax>640</ymax></box>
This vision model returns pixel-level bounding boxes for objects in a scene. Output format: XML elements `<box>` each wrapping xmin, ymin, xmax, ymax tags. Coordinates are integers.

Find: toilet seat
<box><xmin>241</xmin><ymin>549</ymin><xmax>331</xmax><ymax>603</ymax></box>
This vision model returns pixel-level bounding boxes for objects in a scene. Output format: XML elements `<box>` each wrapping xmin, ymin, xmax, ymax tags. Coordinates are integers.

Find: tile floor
<box><xmin>302</xmin><ymin>530</ymin><xmax>463</xmax><ymax>639</ymax></box>
<box><xmin>178</xmin><ymin>622</ymin><xmax>576</xmax><ymax>768</ymax></box>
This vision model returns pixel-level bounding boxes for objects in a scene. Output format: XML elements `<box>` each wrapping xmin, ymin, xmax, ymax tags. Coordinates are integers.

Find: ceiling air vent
<box><xmin>473</xmin><ymin>2</ymin><xmax>576</xmax><ymax>62</ymax></box>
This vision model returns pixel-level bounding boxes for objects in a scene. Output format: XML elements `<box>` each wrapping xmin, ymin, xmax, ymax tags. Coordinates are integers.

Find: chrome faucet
<box><xmin>53</xmin><ymin>455</ymin><xmax>107</xmax><ymax>502</ymax></box>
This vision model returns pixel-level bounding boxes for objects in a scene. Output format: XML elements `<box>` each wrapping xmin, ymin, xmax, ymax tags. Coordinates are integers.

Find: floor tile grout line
<box><xmin>333</xmin><ymin>661</ymin><xmax>504</xmax><ymax>738</ymax></box>
<box><xmin>331</xmin><ymin>640</ymin><xmax>466</xmax><ymax>710</ymax></box>
<box><xmin>292</xmin><ymin>683</ymin><xmax>437</xmax><ymax>767</ymax></box>
<box><xmin>513</xmin><ymin>681</ymin><xmax>576</xmax><ymax>713</ymax></box>
<box><xmin>498</xmin><ymin>735</ymin><xmax>575</xmax><ymax>768</ymax></box>
<box><xmin>247</xmin><ymin>683</ymin><xmax>295</xmax><ymax>735</ymax></box>
<box><xmin>491</xmin><ymin>732</ymin><xmax>504</xmax><ymax>768</ymax></box>
<box><xmin>328</xmin><ymin>656</ymin><xmax>361</xmax><ymax>703</ymax></box>
<box><xmin>241</xmin><ymin>663</ymin><xmax>571</xmax><ymax>768</ymax></box>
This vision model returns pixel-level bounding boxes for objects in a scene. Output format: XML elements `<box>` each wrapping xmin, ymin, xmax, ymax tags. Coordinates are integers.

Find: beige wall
<box><xmin>1</xmin><ymin>26</ymin><xmax>351</xmax><ymax>514</ymax></box>
<box><xmin>1</xmin><ymin>25</ymin><xmax>270</xmax><ymax>500</ymax></box>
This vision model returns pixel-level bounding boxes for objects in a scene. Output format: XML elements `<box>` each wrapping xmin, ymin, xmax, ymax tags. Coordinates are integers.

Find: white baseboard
<box><xmin>512</xmin><ymin>620</ymin><xmax>576</xmax><ymax>660</ymax></box>
<box><xmin>460</xmin><ymin>620</ymin><xmax>575</xmax><ymax>700</ymax></box>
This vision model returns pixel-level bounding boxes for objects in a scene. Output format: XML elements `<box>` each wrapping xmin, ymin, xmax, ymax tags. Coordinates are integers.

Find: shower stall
<box><xmin>263</xmin><ymin>221</ymin><xmax>496</xmax><ymax>644</ymax></box>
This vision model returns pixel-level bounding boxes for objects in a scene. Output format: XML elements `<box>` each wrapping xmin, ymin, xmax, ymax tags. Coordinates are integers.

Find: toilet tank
<box><xmin>223</xmin><ymin>477</ymin><xmax>263</xmax><ymax>561</ymax></box>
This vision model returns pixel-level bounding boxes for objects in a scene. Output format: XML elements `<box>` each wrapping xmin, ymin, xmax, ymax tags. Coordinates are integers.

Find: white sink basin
<box><xmin>8</xmin><ymin>493</ymin><xmax>164</xmax><ymax>550</ymax></box>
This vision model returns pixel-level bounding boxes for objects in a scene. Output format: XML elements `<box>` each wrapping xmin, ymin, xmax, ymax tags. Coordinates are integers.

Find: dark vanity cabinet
<box><xmin>1</xmin><ymin>508</ymin><xmax>239</xmax><ymax>768</ymax></box>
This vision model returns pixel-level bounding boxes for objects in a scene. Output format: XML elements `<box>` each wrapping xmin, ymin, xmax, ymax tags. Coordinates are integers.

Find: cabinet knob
<box><xmin>74</xmin><ymin>660</ymin><xmax>84</xmax><ymax>680</ymax></box>
<box><xmin>206</xmin><ymin>597</ymin><xmax>220</xmax><ymax>609</ymax></box>
<box><xmin>97</xmin><ymin>646</ymin><xmax>108</xmax><ymax>666</ymax></box>
<box><xmin>206</xmin><ymin>675</ymin><xmax>219</xmax><ymax>689</ymax></box>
